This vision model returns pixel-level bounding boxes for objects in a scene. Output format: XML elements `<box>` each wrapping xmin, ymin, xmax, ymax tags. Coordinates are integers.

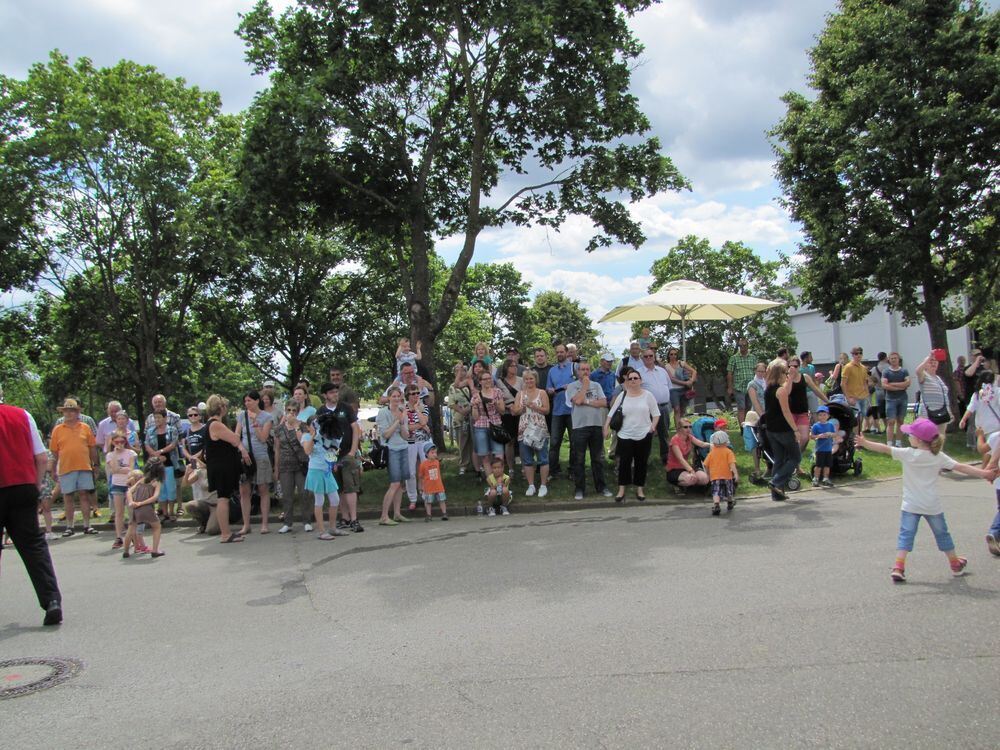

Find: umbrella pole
<box><xmin>681</xmin><ymin>315</ymin><xmax>687</xmax><ymax>361</ymax></box>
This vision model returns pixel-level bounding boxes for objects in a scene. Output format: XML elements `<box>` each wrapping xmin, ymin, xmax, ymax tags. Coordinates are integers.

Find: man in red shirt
<box><xmin>0</xmin><ymin>401</ymin><xmax>63</xmax><ymax>625</ymax></box>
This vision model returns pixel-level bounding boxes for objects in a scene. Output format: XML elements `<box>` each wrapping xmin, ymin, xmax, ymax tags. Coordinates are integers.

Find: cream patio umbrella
<box><xmin>599</xmin><ymin>279</ymin><xmax>783</xmax><ymax>360</ymax></box>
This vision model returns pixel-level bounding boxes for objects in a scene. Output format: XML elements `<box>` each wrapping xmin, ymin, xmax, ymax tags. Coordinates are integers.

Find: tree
<box><xmin>237</xmin><ymin>0</ymin><xmax>687</xmax><ymax>395</ymax></box>
<box><xmin>641</xmin><ymin>236</ymin><xmax>796</xmax><ymax>377</ymax></box>
<box><xmin>531</xmin><ymin>290</ymin><xmax>601</xmax><ymax>356</ymax></box>
<box><xmin>771</xmin><ymin>0</ymin><xmax>1000</xmax><ymax>401</ymax></box>
<box><xmin>0</xmin><ymin>52</ymin><xmax>241</xmax><ymax>409</ymax></box>
<box><xmin>462</xmin><ymin>262</ymin><xmax>534</xmax><ymax>352</ymax></box>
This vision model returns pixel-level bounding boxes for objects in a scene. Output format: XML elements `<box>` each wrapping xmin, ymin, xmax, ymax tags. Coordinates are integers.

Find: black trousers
<box><xmin>570</xmin><ymin>425</ymin><xmax>607</xmax><ymax>493</ymax></box>
<box><xmin>549</xmin><ymin>413</ymin><xmax>573</xmax><ymax>474</ymax></box>
<box><xmin>0</xmin><ymin>483</ymin><xmax>61</xmax><ymax>610</ymax></box>
<box><xmin>617</xmin><ymin>434</ymin><xmax>653</xmax><ymax>487</ymax></box>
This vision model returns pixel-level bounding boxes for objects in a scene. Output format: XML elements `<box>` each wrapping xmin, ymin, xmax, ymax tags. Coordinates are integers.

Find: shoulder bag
<box><xmin>241</xmin><ymin>411</ymin><xmax>258</xmax><ymax>481</ymax></box>
<box><xmin>608</xmin><ymin>393</ymin><xmax>626</xmax><ymax>432</ymax></box>
<box><xmin>925</xmin><ymin>376</ymin><xmax>951</xmax><ymax>425</ymax></box>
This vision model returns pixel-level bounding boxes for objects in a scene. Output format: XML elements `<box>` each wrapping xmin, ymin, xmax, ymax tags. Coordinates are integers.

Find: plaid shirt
<box><xmin>727</xmin><ymin>353</ymin><xmax>757</xmax><ymax>392</ymax></box>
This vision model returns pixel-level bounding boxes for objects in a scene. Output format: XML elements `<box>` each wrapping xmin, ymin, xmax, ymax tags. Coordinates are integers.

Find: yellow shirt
<box><xmin>841</xmin><ymin>361</ymin><xmax>870</xmax><ymax>401</ymax></box>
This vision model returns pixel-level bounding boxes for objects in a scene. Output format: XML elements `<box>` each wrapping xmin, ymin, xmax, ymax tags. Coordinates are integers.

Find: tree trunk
<box><xmin>922</xmin><ymin>284</ymin><xmax>960</xmax><ymax>426</ymax></box>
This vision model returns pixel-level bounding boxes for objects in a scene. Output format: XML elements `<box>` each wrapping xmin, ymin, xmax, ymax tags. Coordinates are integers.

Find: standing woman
<box><xmin>747</xmin><ymin>362</ymin><xmax>768</xmax><ymax>417</ymax></box>
<box><xmin>915</xmin><ymin>352</ymin><xmax>953</xmax><ymax>437</ymax></box>
<box><xmin>403</xmin><ymin>385</ymin><xmax>431</xmax><ymax>511</ymax></box>
<box><xmin>290</xmin><ymin>385</ymin><xmax>316</xmax><ymax>423</ymax></box>
<box><xmin>471</xmin><ymin>368</ymin><xmax>507</xmax><ymax>476</ymax></box>
<box><xmin>145</xmin><ymin>410</ymin><xmax>180</xmax><ymax>521</ymax></box>
<box><xmin>496</xmin><ymin>358</ymin><xmax>523</xmax><ymax>474</ymax></box>
<box><xmin>234</xmin><ymin>391</ymin><xmax>275</xmax><ymax>534</ymax></box>
<box><xmin>604</xmin><ymin>366</ymin><xmax>659</xmax><ymax>502</ymax></box>
<box><xmin>513</xmin><ymin>369</ymin><xmax>550</xmax><ymax>497</ymax></box>
<box><xmin>273</xmin><ymin>401</ymin><xmax>310</xmax><ymax>534</ymax></box>
<box><xmin>181</xmin><ymin>405</ymin><xmax>207</xmax><ymax>463</ymax></box>
<box><xmin>376</xmin><ymin>386</ymin><xmax>411</xmax><ymax>525</ymax></box>
<box><xmin>788</xmin><ymin>357</ymin><xmax>828</xmax><ymax>459</ymax></box>
<box><xmin>764</xmin><ymin>359</ymin><xmax>800</xmax><ymax>501</ymax></box>
<box><xmin>664</xmin><ymin>349</ymin><xmax>697</xmax><ymax>427</ymax></box>
<box><xmin>827</xmin><ymin>353</ymin><xmax>849</xmax><ymax>395</ymax></box>
<box><xmin>447</xmin><ymin>363</ymin><xmax>474</xmax><ymax>475</ymax></box>
<box><xmin>204</xmin><ymin>395</ymin><xmax>252</xmax><ymax>543</ymax></box>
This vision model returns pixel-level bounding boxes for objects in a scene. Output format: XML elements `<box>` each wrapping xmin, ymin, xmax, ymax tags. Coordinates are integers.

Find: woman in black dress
<box><xmin>204</xmin><ymin>394</ymin><xmax>251</xmax><ymax>543</ymax></box>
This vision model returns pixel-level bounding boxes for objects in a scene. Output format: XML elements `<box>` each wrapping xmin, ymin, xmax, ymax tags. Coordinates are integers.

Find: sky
<box><xmin>0</xmin><ymin>0</ymin><xmax>867</xmax><ymax>354</ymax></box>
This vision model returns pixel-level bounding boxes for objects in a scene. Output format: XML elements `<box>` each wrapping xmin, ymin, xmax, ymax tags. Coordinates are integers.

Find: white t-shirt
<box><xmin>967</xmin><ymin>388</ymin><xmax>1000</xmax><ymax>436</ymax></box>
<box><xmin>610</xmin><ymin>390</ymin><xmax>660</xmax><ymax>441</ymax></box>
<box><xmin>987</xmin><ymin>432</ymin><xmax>1000</xmax><ymax>491</ymax></box>
<box><xmin>891</xmin><ymin>446</ymin><xmax>957</xmax><ymax>515</ymax></box>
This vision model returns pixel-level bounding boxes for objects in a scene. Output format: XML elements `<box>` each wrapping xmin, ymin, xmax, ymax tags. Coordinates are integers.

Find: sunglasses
<box><xmin>642</xmin><ymin>354</ymin><xmax>655</xmax><ymax>359</ymax></box>
<box><xmin>187</xmin><ymin>412</ymin><xmax>200</xmax><ymax>417</ymax></box>
<box><xmin>680</xmin><ymin>424</ymin><xmax>692</xmax><ymax>429</ymax></box>
<box><xmin>626</xmin><ymin>376</ymin><xmax>641</xmax><ymax>381</ymax></box>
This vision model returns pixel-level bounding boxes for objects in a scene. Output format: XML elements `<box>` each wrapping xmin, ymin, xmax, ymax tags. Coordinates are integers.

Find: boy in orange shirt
<box><xmin>704</xmin><ymin>430</ymin><xmax>739</xmax><ymax>516</ymax></box>
<box><xmin>418</xmin><ymin>441</ymin><xmax>448</xmax><ymax>521</ymax></box>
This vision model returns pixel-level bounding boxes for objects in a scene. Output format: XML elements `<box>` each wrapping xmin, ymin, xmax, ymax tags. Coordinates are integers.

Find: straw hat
<box><xmin>56</xmin><ymin>398</ymin><xmax>82</xmax><ymax>412</ymax></box>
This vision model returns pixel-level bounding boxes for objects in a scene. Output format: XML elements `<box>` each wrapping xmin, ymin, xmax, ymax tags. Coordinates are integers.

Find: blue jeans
<box><xmin>767</xmin><ymin>429</ymin><xmax>800</xmax><ymax>491</ymax></box>
<box><xmin>472</xmin><ymin>426</ymin><xmax>504</xmax><ymax>457</ymax></box>
<box><xmin>989</xmin><ymin>490</ymin><xmax>1000</xmax><ymax>538</ymax></box>
<box><xmin>897</xmin><ymin>511</ymin><xmax>954</xmax><ymax>552</ymax></box>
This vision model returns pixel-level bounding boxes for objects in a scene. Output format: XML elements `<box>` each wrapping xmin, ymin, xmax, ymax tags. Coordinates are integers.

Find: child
<box><xmin>856</xmin><ymin>418</ymin><xmax>996</xmax><ymax>582</ymax></box>
<box><xmin>637</xmin><ymin>327</ymin><xmax>652</xmax><ymax>351</ymax></box>
<box><xmin>417</xmin><ymin>441</ymin><xmax>448</xmax><ymax>521</ymax></box>
<box><xmin>810</xmin><ymin>406</ymin><xmax>836</xmax><ymax>488</ymax></box>
<box><xmin>704</xmin><ymin>430</ymin><xmax>739</xmax><ymax>515</ymax></box>
<box><xmin>301</xmin><ymin>419</ymin><xmax>347</xmax><ymax>540</ymax></box>
<box><xmin>395</xmin><ymin>337</ymin><xmax>423</xmax><ymax>376</ymax></box>
<box><xmin>106</xmin><ymin>430</ymin><xmax>139</xmax><ymax>549</ymax></box>
<box><xmin>123</xmin><ymin>462</ymin><xmax>165</xmax><ymax>559</ymax></box>
<box><xmin>742</xmin><ymin>410</ymin><xmax>763</xmax><ymax>479</ymax></box>
<box><xmin>39</xmin><ymin>449</ymin><xmax>56</xmax><ymax>541</ymax></box>
<box><xmin>484</xmin><ymin>457</ymin><xmax>512</xmax><ymax>516</ymax></box>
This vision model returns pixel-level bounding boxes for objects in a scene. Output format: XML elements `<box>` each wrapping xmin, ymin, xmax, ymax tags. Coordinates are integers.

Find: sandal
<box><xmin>83</xmin><ymin>527</ymin><xmax>99</xmax><ymax>535</ymax></box>
<box><xmin>220</xmin><ymin>535</ymin><xmax>244</xmax><ymax>544</ymax></box>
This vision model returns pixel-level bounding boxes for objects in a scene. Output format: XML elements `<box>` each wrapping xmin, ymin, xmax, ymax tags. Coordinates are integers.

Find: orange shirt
<box><xmin>50</xmin><ymin>421</ymin><xmax>96</xmax><ymax>475</ymax></box>
<box><xmin>703</xmin><ymin>446</ymin><xmax>735</xmax><ymax>481</ymax></box>
<box><xmin>418</xmin><ymin>459</ymin><xmax>445</xmax><ymax>494</ymax></box>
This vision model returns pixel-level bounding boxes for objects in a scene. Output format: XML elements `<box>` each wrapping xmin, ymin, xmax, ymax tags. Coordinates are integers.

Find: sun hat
<box><xmin>710</xmin><ymin>430</ymin><xmax>731</xmax><ymax>446</ymax></box>
<box><xmin>56</xmin><ymin>398</ymin><xmax>81</xmax><ymax>412</ymax></box>
<box><xmin>900</xmin><ymin>417</ymin><xmax>939</xmax><ymax>443</ymax></box>
<box><xmin>742</xmin><ymin>410</ymin><xmax>760</xmax><ymax>427</ymax></box>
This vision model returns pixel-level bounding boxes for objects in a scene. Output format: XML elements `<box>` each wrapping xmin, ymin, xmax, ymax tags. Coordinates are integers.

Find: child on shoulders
<box><xmin>395</xmin><ymin>337</ymin><xmax>423</xmax><ymax>376</ymax></box>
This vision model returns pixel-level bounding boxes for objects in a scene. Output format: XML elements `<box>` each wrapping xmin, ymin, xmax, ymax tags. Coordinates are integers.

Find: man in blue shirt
<box><xmin>546</xmin><ymin>343</ymin><xmax>576</xmax><ymax>479</ymax></box>
<box><xmin>592</xmin><ymin>353</ymin><xmax>617</xmax><ymax>405</ymax></box>
<box><xmin>639</xmin><ymin>348</ymin><xmax>674</xmax><ymax>461</ymax></box>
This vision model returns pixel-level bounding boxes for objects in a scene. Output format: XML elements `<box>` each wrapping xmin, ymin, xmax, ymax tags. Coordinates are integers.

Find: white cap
<box><xmin>710</xmin><ymin>430</ymin><xmax>731</xmax><ymax>446</ymax></box>
<box><xmin>600</xmin><ymin>351</ymin><xmax>615</xmax><ymax>362</ymax></box>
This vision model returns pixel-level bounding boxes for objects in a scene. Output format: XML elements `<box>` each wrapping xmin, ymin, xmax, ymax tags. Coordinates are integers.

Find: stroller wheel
<box><xmin>853</xmin><ymin>459</ymin><xmax>863</xmax><ymax>477</ymax></box>
<box><xmin>787</xmin><ymin>476</ymin><xmax>802</xmax><ymax>492</ymax></box>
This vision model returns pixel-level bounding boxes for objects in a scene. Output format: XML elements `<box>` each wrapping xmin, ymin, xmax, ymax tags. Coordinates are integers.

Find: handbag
<box><xmin>489</xmin><ymin>422</ymin><xmax>511</xmax><ymax>444</ymax></box>
<box><xmin>523</xmin><ymin>421</ymin><xmax>548</xmax><ymax>449</ymax></box>
<box><xmin>924</xmin><ymin>375</ymin><xmax>951</xmax><ymax>425</ymax></box>
<box><xmin>608</xmin><ymin>394</ymin><xmax>625</xmax><ymax>432</ymax></box>
<box><xmin>240</xmin><ymin>411</ymin><xmax>258</xmax><ymax>481</ymax></box>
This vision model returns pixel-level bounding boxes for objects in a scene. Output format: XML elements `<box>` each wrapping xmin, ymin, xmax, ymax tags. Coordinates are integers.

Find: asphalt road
<box><xmin>2</xmin><ymin>475</ymin><xmax>999</xmax><ymax>749</ymax></box>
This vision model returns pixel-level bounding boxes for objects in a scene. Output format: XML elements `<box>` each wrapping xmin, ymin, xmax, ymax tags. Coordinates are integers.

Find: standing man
<box><xmin>841</xmin><ymin>346</ymin><xmax>871</xmax><ymax>431</ymax></box>
<box><xmin>592</xmin><ymin>353</ymin><xmax>617</xmax><ymax>406</ymax></box>
<box><xmin>546</xmin><ymin>343</ymin><xmax>576</xmax><ymax>479</ymax></box>
<box><xmin>727</xmin><ymin>338</ymin><xmax>756</xmax><ymax>423</ymax></box>
<box><xmin>566</xmin><ymin>361</ymin><xmax>612</xmax><ymax>500</ymax></box>
<box><xmin>328</xmin><ymin>366</ymin><xmax>360</xmax><ymax>411</ymax></box>
<box><xmin>506</xmin><ymin>347</ymin><xmax>526</xmax><ymax>376</ymax></box>
<box><xmin>317</xmin><ymin>383</ymin><xmax>365</xmax><ymax>533</ymax></box>
<box><xmin>617</xmin><ymin>341</ymin><xmax>644</xmax><ymax>379</ymax></box>
<box><xmin>799</xmin><ymin>351</ymin><xmax>819</xmax><ymax>419</ymax></box>
<box><xmin>532</xmin><ymin>347</ymin><xmax>553</xmax><ymax>432</ymax></box>
<box><xmin>0</xmin><ymin>400</ymin><xmax>63</xmax><ymax>625</ymax></box>
<box><xmin>95</xmin><ymin>400</ymin><xmax>137</xmax><ymax>450</ymax></box>
<box><xmin>144</xmin><ymin>394</ymin><xmax>182</xmax><ymax>431</ymax></box>
<box><xmin>49</xmin><ymin>398</ymin><xmax>100</xmax><ymax>537</ymax></box>
<box><xmin>639</xmin><ymin>348</ymin><xmax>674</xmax><ymax>462</ymax></box>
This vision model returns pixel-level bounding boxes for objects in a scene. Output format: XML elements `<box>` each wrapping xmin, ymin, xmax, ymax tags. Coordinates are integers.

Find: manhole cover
<box><xmin>0</xmin><ymin>658</ymin><xmax>83</xmax><ymax>699</ymax></box>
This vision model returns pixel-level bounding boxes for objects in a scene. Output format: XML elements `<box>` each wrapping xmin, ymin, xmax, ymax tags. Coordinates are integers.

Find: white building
<box><xmin>788</xmin><ymin>292</ymin><xmax>975</xmax><ymax>373</ymax></box>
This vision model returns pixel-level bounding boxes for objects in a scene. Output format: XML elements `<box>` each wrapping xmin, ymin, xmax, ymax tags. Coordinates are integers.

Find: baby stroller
<box><xmin>812</xmin><ymin>401</ymin><xmax>863</xmax><ymax>477</ymax></box>
<box><xmin>751</xmin><ymin>421</ymin><xmax>802</xmax><ymax>491</ymax></box>
<box><xmin>690</xmin><ymin>415</ymin><xmax>716</xmax><ymax>470</ymax></box>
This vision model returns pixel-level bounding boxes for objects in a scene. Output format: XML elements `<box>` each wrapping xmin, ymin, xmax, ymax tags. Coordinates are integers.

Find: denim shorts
<box><xmin>473</xmin><ymin>426</ymin><xmax>504</xmax><ymax>456</ymax></box>
<box><xmin>58</xmin><ymin>470</ymin><xmax>95</xmax><ymax>494</ymax></box>
<box><xmin>424</xmin><ymin>491</ymin><xmax>447</xmax><ymax>504</ymax></box>
<box><xmin>885</xmin><ymin>398</ymin><xmax>908</xmax><ymax>421</ymax></box>
<box><xmin>669</xmin><ymin>389</ymin><xmax>687</xmax><ymax>409</ymax></box>
<box><xmin>387</xmin><ymin>448</ymin><xmax>410</xmax><ymax>484</ymax></box>
<box><xmin>520</xmin><ymin>439</ymin><xmax>550</xmax><ymax>466</ymax></box>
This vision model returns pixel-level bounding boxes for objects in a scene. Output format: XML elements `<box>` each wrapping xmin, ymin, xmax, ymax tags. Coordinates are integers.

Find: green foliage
<box><xmin>531</xmin><ymin>290</ymin><xmax>601</xmax><ymax>356</ymax></box>
<box><xmin>771</xmin><ymin>0</ymin><xmax>1000</xmax><ymax>348</ymax></box>
<box><xmin>640</xmin><ymin>236</ymin><xmax>795</xmax><ymax>376</ymax></box>
<box><xmin>462</xmin><ymin>263</ymin><xmax>534</xmax><ymax>352</ymax></box>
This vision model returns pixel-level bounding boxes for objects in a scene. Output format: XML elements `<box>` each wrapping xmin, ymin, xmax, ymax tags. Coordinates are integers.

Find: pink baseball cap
<box><xmin>900</xmin><ymin>418</ymin><xmax>939</xmax><ymax>443</ymax></box>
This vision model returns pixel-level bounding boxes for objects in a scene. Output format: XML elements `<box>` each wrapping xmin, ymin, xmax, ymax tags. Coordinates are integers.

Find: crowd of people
<box><xmin>2</xmin><ymin>336</ymin><xmax>999</xmax><ymax>624</ymax></box>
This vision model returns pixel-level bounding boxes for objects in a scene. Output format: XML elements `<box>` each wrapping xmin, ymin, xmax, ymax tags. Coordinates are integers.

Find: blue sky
<box><xmin>4</xmin><ymin>0</ymin><xmax>975</xmax><ymax>354</ymax></box>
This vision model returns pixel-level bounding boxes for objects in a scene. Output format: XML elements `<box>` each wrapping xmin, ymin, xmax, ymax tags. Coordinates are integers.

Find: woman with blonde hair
<box><xmin>204</xmin><ymin>395</ymin><xmax>252</xmax><ymax>543</ymax></box>
<box><xmin>764</xmin><ymin>358</ymin><xmax>799</xmax><ymax>502</ymax></box>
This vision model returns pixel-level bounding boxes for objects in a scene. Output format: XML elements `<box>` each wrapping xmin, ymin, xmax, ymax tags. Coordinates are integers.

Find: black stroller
<box><xmin>751</xmin><ymin>422</ymin><xmax>803</xmax><ymax>491</ymax></box>
<box><xmin>811</xmin><ymin>401</ymin><xmax>863</xmax><ymax>477</ymax></box>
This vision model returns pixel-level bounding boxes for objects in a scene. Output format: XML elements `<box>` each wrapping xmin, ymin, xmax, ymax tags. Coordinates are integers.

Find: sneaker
<box><xmin>821</xmin><ymin>478</ymin><xmax>834</xmax><ymax>488</ymax></box>
<box><xmin>601</xmin><ymin>489</ymin><xmax>613</xmax><ymax>498</ymax></box>
<box><xmin>811</xmin><ymin>477</ymin><xmax>820</xmax><ymax>487</ymax></box>
<box><xmin>712</xmin><ymin>504</ymin><xmax>721</xmax><ymax>516</ymax></box>
<box><xmin>769</xmin><ymin>485</ymin><xmax>787</xmax><ymax>502</ymax></box>
<box><xmin>304</xmin><ymin>523</ymin><xmax>314</xmax><ymax>532</ymax></box>
<box><xmin>987</xmin><ymin>534</ymin><xmax>1000</xmax><ymax>557</ymax></box>
<box><xmin>891</xmin><ymin>566</ymin><xmax>906</xmax><ymax>583</ymax></box>
<box><xmin>350</xmin><ymin>520</ymin><xmax>364</xmax><ymax>533</ymax></box>
<box><xmin>487</xmin><ymin>507</ymin><xmax>496</xmax><ymax>517</ymax></box>
<box><xmin>61</xmin><ymin>528</ymin><xmax>76</xmax><ymax>538</ymax></box>
<box><xmin>441</xmin><ymin>515</ymin><xmax>449</xmax><ymax>521</ymax></box>
<box><xmin>476</xmin><ymin>502</ymin><xmax>484</xmax><ymax>515</ymax></box>
<box><xmin>525</xmin><ymin>484</ymin><xmax>536</xmax><ymax>497</ymax></box>
<box><xmin>44</xmin><ymin>532</ymin><xmax>56</xmax><ymax>542</ymax></box>
<box><xmin>538</xmin><ymin>485</ymin><xmax>548</xmax><ymax>498</ymax></box>
<box><xmin>726</xmin><ymin>499</ymin><xmax>736</xmax><ymax>511</ymax></box>
<box><xmin>111</xmin><ymin>537</ymin><xmax>124</xmax><ymax>550</ymax></box>
<box><xmin>500</xmin><ymin>506</ymin><xmax>510</xmax><ymax>516</ymax></box>
<box><xmin>278</xmin><ymin>525</ymin><xmax>292</xmax><ymax>534</ymax></box>
<box><xmin>458</xmin><ymin>467</ymin><xmax>466</xmax><ymax>475</ymax></box>
<box><xmin>950</xmin><ymin>557</ymin><xmax>968</xmax><ymax>577</ymax></box>
<box><xmin>574</xmin><ymin>491</ymin><xmax>583</xmax><ymax>501</ymax></box>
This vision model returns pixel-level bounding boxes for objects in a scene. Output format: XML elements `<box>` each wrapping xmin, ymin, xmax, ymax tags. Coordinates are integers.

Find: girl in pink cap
<box><xmin>856</xmin><ymin>417</ymin><xmax>997</xmax><ymax>582</ymax></box>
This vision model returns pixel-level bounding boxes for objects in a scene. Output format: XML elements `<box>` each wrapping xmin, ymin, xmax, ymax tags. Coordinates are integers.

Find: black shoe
<box><xmin>350</xmin><ymin>520</ymin><xmax>364</xmax><ymax>533</ymax></box>
<box><xmin>727</xmin><ymin>500</ymin><xmax>736</xmax><ymax>511</ymax></box>
<box><xmin>43</xmin><ymin>600</ymin><xmax>62</xmax><ymax>626</ymax></box>
<box><xmin>770</xmin><ymin>485</ymin><xmax>787</xmax><ymax>501</ymax></box>
<box><xmin>712</xmin><ymin>504</ymin><xmax>721</xmax><ymax>516</ymax></box>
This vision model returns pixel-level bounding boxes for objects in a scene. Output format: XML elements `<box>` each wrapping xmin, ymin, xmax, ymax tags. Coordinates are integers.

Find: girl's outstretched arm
<box><xmin>855</xmin><ymin>433</ymin><xmax>893</xmax><ymax>456</ymax></box>
<box><xmin>949</xmin><ymin>462</ymin><xmax>997</xmax><ymax>482</ymax></box>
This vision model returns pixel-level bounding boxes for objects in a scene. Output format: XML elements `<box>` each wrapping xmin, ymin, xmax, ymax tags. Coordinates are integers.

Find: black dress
<box><xmin>205</xmin><ymin>417</ymin><xmax>241</xmax><ymax>499</ymax></box>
